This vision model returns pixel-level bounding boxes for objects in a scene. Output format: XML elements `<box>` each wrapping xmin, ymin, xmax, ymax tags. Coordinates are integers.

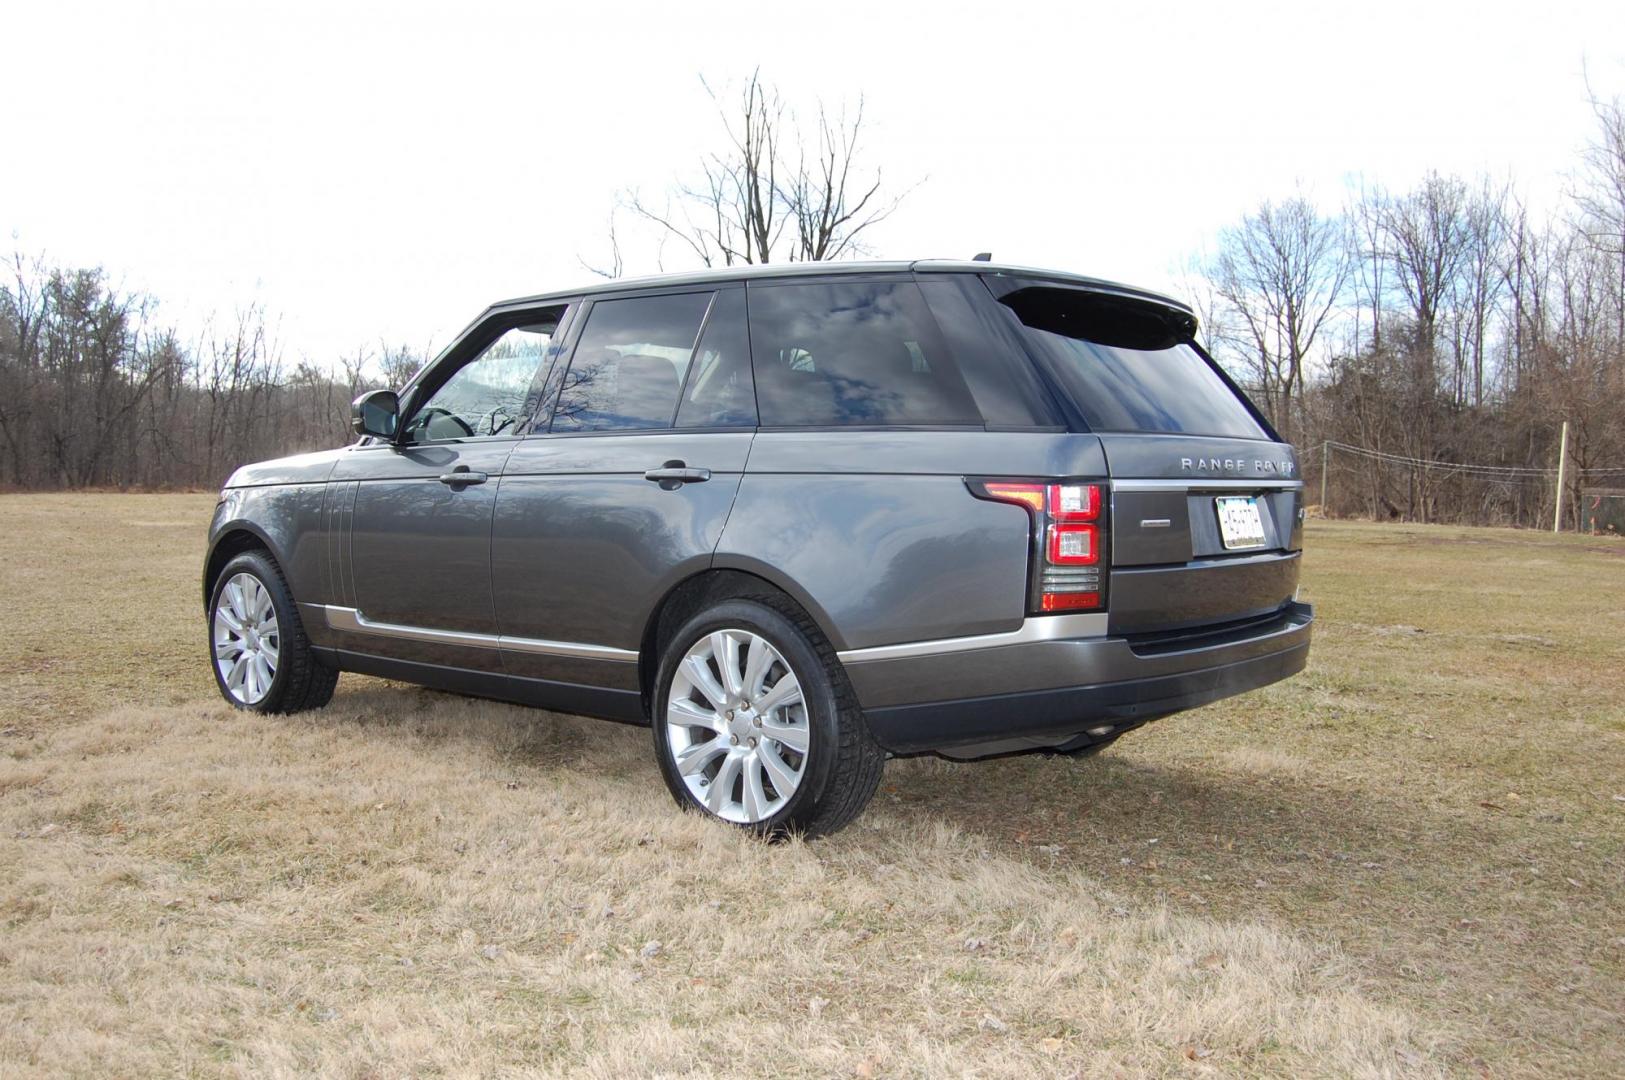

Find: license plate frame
<box><xmin>1215</xmin><ymin>496</ymin><xmax>1267</xmax><ymax>550</ymax></box>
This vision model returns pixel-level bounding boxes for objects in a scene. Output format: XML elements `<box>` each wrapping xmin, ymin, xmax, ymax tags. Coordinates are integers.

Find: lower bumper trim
<box><xmin>862</xmin><ymin>638</ymin><xmax>1310</xmax><ymax>755</ymax></box>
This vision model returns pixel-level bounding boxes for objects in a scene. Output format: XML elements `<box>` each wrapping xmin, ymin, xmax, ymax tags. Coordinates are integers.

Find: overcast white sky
<box><xmin>4</xmin><ymin>0</ymin><xmax>1623</xmax><ymax>368</ymax></box>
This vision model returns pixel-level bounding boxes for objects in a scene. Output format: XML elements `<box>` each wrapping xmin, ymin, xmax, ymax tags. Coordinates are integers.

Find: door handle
<box><xmin>438</xmin><ymin>468</ymin><xmax>488</xmax><ymax>487</ymax></box>
<box><xmin>644</xmin><ymin>461</ymin><xmax>711</xmax><ymax>489</ymax></box>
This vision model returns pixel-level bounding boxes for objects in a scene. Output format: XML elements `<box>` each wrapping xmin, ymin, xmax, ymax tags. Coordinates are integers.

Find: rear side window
<box><xmin>552</xmin><ymin>292</ymin><xmax>712</xmax><ymax>432</ymax></box>
<box><xmin>676</xmin><ymin>289</ymin><xmax>756</xmax><ymax>428</ymax></box>
<box><xmin>917</xmin><ymin>276</ymin><xmax>1059</xmax><ymax>429</ymax></box>
<box><xmin>999</xmin><ymin>286</ymin><xmax>1268</xmax><ymax>439</ymax></box>
<box><xmin>747</xmin><ymin>281</ymin><xmax>982</xmax><ymax>427</ymax></box>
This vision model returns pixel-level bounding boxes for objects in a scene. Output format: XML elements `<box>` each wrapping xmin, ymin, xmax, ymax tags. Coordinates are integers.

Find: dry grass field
<box><xmin>1</xmin><ymin>493</ymin><xmax>1622</xmax><ymax>1078</ymax></box>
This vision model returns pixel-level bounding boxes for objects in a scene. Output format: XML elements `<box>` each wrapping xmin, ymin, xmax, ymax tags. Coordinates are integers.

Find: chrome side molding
<box><xmin>325</xmin><ymin>605</ymin><xmax>1106</xmax><ymax>667</ymax></box>
<box><xmin>836</xmin><ymin>612</ymin><xmax>1108</xmax><ymax>664</ymax></box>
<box><xmin>321</xmin><ymin>606</ymin><xmax>637</xmax><ymax>662</ymax></box>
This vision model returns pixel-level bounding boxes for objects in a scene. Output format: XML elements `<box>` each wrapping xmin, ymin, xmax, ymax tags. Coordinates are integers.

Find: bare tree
<box><xmin>1206</xmin><ymin>195</ymin><xmax>1350</xmax><ymax>442</ymax></box>
<box><xmin>1379</xmin><ymin>173</ymin><xmax>1474</xmax><ymax>357</ymax></box>
<box><xmin>1448</xmin><ymin>178</ymin><xmax>1512</xmax><ymax>407</ymax></box>
<box><xmin>614</xmin><ymin>71</ymin><xmax>911</xmax><ymax>271</ymax></box>
<box><xmin>578</xmin><ymin>210</ymin><xmax>625</xmax><ymax>280</ymax></box>
<box><xmin>378</xmin><ymin>342</ymin><xmax>425</xmax><ymax>390</ymax></box>
<box><xmin>1572</xmin><ymin>76</ymin><xmax>1625</xmax><ymax>353</ymax></box>
<box><xmin>784</xmin><ymin>97</ymin><xmax>905</xmax><ymax>261</ymax></box>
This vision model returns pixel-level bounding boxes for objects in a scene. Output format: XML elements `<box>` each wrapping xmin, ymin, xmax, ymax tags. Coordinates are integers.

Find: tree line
<box><xmin>0</xmin><ymin>256</ymin><xmax>421</xmax><ymax>490</ymax></box>
<box><xmin>3</xmin><ymin>76</ymin><xmax>1622</xmax><ymax>530</ymax></box>
<box><xmin>1193</xmin><ymin>89</ymin><xmax>1625</xmax><ymax>528</ymax></box>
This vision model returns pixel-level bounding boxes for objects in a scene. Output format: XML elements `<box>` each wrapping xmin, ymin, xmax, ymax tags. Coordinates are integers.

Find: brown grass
<box><xmin>2</xmin><ymin>494</ymin><xmax>1622</xmax><ymax>1077</ymax></box>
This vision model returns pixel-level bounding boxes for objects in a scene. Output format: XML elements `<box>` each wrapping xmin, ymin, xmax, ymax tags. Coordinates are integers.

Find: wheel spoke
<box><xmin>742</xmin><ymin>755</ymin><xmax>771</xmax><ymax>820</ymax></box>
<box><xmin>215</xmin><ymin>607</ymin><xmax>245</xmax><ymax>634</ymax></box>
<box><xmin>681</xmin><ymin>655</ymin><xmax>729</xmax><ymax>711</ymax></box>
<box><xmin>226</xmin><ymin>580</ymin><xmax>250</xmax><ymax>622</ymax></box>
<box><xmin>253</xmin><ymin>582</ymin><xmax>274</xmax><ymax>622</ymax></box>
<box><xmin>756</xmin><ymin>673</ymin><xmax>802</xmax><ymax>716</ymax></box>
<box><xmin>710</xmin><ymin>631</ymin><xmax>743</xmax><ymax>699</ymax></box>
<box><xmin>741</xmin><ymin>635</ymin><xmax>772</xmax><ymax>699</ymax></box>
<box><xmin>676</xmin><ymin>737</ymin><xmax>726</xmax><ymax>776</ymax></box>
<box><xmin>225</xmin><ymin>654</ymin><xmax>249</xmax><ymax>690</ymax></box>
<box><xmin>758</xmin><ymin>742</ymin><xmax>801</xmax><ymax>794</ymax></box>
<box><xmin>253</xmin><ymin>654</ymin><xmax>274</xmax><ymax>689</ymax></box>
<box><xmin>706</xmin><ymin>753</ymin><xmax>742</xmax><ymax>814</ymax></box>
<box><xmin>668</xmin><ymin>696</ymin><xmax>724</xmax><ymax>732</ymax></box>
<box><xmin>214</xmin><ymin>637</ymin><xmax>240</xmax><ymax>659</ymax></box>
<box><xmin>761</xmin><ymin>715</ymin><xmax>809</xmax><ymax>753</ymax></box>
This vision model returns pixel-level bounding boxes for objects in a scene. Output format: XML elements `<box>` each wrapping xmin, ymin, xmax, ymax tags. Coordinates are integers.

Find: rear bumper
<box><xmin>846</xmin><ymin>601</ymin><xmax>1313</xmax><ymax>754</ymax></box>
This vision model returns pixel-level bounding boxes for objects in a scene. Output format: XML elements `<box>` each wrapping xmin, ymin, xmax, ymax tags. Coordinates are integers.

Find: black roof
<box><xmin>488</xmin><ymin>259</ymin><xmax>1192</xmax><ymax>316</ymax></box>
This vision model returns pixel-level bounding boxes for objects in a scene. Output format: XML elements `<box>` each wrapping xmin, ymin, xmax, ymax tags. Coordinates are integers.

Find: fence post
<box><xmin>1553</xmin><ymin>421</ymin><xmax>1569</xmax><ymax>533</ymax></box>
<box><xmin>1320</xmin><ymin>441</ymin><xmax>1329</xmax><ymax>517</ymax></box>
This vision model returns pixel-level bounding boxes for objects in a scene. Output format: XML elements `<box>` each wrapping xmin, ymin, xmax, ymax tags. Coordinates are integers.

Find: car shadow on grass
<box><xmin>316</xmin><ymin>680</ymin><xmax>648</xmax><ymax>773</ymax></box>
<box><xmin>326</xmin><ymin>679</ymin><xmax>1474</xmax><ymax>898</ymax></box>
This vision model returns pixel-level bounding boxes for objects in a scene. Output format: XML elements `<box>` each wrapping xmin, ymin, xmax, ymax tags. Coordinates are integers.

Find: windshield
<box><xmin>999</xmin><ymin>285</ymin><xmax>1269</xmax><ymax>439</ymax></box>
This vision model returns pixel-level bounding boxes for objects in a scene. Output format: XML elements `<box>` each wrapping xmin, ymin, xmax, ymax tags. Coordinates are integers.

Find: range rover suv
<box><xmin>203</xmin><ymin>260</ymin><xmax>1312</xmax><ymax>836</ymax></box>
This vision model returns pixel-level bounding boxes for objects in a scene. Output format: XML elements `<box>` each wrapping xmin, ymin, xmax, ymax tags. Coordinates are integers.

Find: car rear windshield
<box><xmin>999</xmin><ymin>285</ymin><xmax>1269</xmax><ymax>439</ymax></box>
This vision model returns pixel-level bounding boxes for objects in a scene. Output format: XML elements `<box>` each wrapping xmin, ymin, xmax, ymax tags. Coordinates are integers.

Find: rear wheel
<box><xmin>208</xmin><ymin>550</ymin><xmax>337</xmax><ymax>714</ymax></box>
<box><xmin>652</xmin><ymin>598</ymin><xmax>883</xmax><ymax>838</ymax></box>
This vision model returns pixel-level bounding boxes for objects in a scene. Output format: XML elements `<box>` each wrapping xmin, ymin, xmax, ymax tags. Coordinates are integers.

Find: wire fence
<box><xmin>1320</xmin><ymin>440</ymin><xmax>1625</xmax><ymax>479</ymax></box>
<box><xmin>1310</xmin><ymin>439</ymin><xmax>1625</xmax><ymax>532</ymax></box>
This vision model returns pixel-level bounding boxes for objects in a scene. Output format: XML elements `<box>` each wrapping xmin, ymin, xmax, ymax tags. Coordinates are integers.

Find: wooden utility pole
<box><xmin>1320</xmin><ymin>442</ymin><xmax>1329</xmax><ymax>516</ymax></box>
<box><xmin>1553</xmin><ymin>421</ymin><xmax>1570</xmax><ymax>533</ymax></box>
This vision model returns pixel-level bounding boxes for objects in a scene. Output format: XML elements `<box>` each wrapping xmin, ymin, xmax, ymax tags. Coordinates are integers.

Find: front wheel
<box><xmin>208</xmin><ymin>550</ymin><xmax>337</xmax><ymax>714</ymax></box>
<box><xmin>652</xmin><ymin>598</ymin><xmax>884</xmax><ymax>838</ymax></box>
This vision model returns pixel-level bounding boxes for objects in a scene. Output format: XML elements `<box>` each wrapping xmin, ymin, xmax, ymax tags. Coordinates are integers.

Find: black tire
<box><xmin>207</xmin><ymin>550</ymin><xmax>338</xmax><ymax>714</ymax></box>
<box><xmin>651</xmin><ymin>596</ymin><xmax>884</xmax><ymax>838</ymax></box>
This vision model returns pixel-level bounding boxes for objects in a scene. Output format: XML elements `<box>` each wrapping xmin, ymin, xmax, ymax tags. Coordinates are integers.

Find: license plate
<box><xmin>1215</xmin><ymin>496</ymin><xmax>1267</xmax><ymax>550</ymax></box>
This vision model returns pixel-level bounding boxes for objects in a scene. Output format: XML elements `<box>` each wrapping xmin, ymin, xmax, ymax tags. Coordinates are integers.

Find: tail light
<box><xmin>970</xmin><ymin>479</ymin><xmax>1106</xmax><ymax>613</ymax></box>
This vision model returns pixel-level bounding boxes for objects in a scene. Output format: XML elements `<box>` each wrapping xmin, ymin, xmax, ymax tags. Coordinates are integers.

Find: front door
<box><xmin>329</xmin><ymin>308</ymin><xmax>569</xmax><ymax>672</ymax></box>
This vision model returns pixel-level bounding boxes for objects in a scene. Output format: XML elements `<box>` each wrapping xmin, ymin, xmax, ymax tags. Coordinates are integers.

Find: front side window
<box><xmin>402</xmin><ymin>320</ymin><xmax>557</xmax><ymax>442</ymax></box>
<box><xmin>552</xmin><ymin>292</ymin><xmax>713</xmax><ymax>432</ymax></box>
<box><xmin>747</xmin><ymin>281</ymin><xmax>982</xmax><ymax>427</ymax></box>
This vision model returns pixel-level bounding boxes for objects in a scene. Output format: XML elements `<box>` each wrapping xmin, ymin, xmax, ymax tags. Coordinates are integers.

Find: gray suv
<box><xmin>203</xmin><ymin>260</ymin><xmax>1312</xmax><ymax>836</ymax></box>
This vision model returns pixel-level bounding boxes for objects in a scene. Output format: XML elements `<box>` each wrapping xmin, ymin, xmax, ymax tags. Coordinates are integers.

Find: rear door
<box><xmin>987</xmin><ymin>279</ymin><xmax>1304</xmax><ymax>635</ymax></box>
<box><xmin>492</xmin><ymin>286</ymin><xmax>754</xmax><ymax>690</ymax></box>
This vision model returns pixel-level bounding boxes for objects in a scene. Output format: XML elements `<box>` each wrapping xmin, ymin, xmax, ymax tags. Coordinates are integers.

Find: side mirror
<box><xmin>351</xmin><ymin>389</ymin><xmax>400</xmax><ymax>439</ymax></box>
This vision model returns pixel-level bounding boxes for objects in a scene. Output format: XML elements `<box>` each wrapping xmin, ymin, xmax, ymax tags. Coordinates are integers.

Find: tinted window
<box><xmin>552</xmin><ymin>292</ymin><xmax>712</xmax><ymax>432</ymax></box>
<box><xmin>917</xmin><ymin>276</ymin><xmax>1059</xmax><ymax>429</ymax></box>
<box><xmin>1001</xmin><ymin>286</ymin><xmax>1268</xmax><ymax>439</ymax></box>
<box><xmin>403</xmin><ymin>321</ymin><xmax>556</xmax><ymax>442</ymax></box>
<box><xmin>676</xmin><ymin>289</ymin><xmax>756</xmax><ymax>428</ymax></box>
<box><xmin>747</xmin><ymin>281</ymin><xmax>982</xmax><ymax>427</ymax></box>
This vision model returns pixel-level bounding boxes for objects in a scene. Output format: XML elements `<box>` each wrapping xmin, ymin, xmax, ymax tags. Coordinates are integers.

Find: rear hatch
<box><xmin>987</xmin><ymin>277</ymin><xmax>1304</xmax><ymax>636</ymax></box>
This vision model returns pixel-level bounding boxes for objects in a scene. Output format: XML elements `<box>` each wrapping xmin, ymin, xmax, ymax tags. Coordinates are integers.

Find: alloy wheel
<box><xmin>212</xmin><ymin>572</ymin><xmax>280</xmax><ymax>705</ymax></box>
<box><xmin>665</xmin><ymin>629</ymin><xmax>809</xmax><ymax>824</ymax></box>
